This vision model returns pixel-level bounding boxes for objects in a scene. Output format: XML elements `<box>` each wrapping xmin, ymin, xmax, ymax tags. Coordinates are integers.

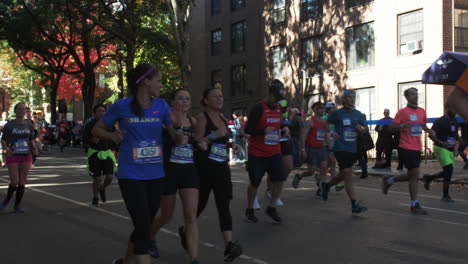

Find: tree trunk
<box><xmin>81</xmin><ymin>67</ymin><xmax>96</xmax><ymax>121</ymax></box>
<box><xmin>49</xmin><ymin>74</ymin><xmax>61</xmax><ymax>124</ymax></box>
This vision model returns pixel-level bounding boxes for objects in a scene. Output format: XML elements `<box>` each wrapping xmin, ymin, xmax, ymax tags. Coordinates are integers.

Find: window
<box><xmin>270</xmin><ymin>45</ymin><xmax>286</xmax><ymax>79</ymax></box>
<box><xmin>212</xmin><ymin>70</ymin><xmax>223</xmax><ymax>89</ymax></box>
<box><xmin>211</xmin><ymin>29</ymin><xmax>222</xmax><ymax>56</ymax></box>
<box><xmin>346</xmin><ymin>0</ymin><xmax>373</xmax><ymax>9</ymax></box>
<box><xmin>231</xmin><ymin>0</ymin><xmax>245</xmax><ymax>11</ymax></box>
<box><xmin>231</xmin><ymin>65</ymin><xmax>247</xmax><ymax>96</ymax></box>
<box><xmin>301</xmin><ymin>0</ymin><xmax>322</xmax><ymax>21</ymax></box>
<box><xmin>231</xmin><ymin>21</ymin><xmax>246</xmax><ymax>53</ymax></box>
<box><xmin>455</xmin><ymin>8</ymin><xmax>468</xmax><ymax>50</ymax></box>
<box><xmin>271</xmin><ymin>0</ymin><xmax>286</xmax><ymax>24</ymax></box>
<box><xmin>300</xmin><ymin>37</ymin><xmax>322</xmax><ymax>77</ymax></box>
<box><xmin>354</xmin><ymin>87</ymin><xmax>376</xmax><ymax>121</ymax></box>
<box><xmin>398</xmin><ymin>10</ymin><xmax>423</xmax><ymax>55</ymax></box>
<box><xmin>346</xmin><ymin>22</ymin><xmax>374</xmax><ymax>70</ymax></box>
<box><xmin>211</xmin><ymin>0</ymin><xmax>221</xmax><ymax>15</ymax></box>
<box><xmin>398</xmin><ymin>81</ymin><xmax>424</xmax><ymax>110</ymax></box>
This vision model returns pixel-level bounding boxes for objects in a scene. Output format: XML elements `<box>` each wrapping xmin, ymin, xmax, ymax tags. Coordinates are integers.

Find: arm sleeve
<box><xmin>102</xmin><ymin>100</ymin><xmax>121</xmax><ymax>127</ymax></box>
<box><xmin>393</xmin><ymin>111</ymin><xmax>404</xmax><ymax>125</ymax></box>
<box><xmin>244</xmin><ymin>103</ymin><xmax>265</xmax><ymax>136</ymax></box>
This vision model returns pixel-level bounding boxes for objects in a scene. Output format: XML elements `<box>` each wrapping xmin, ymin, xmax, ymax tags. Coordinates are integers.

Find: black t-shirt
<box><xmin>1</xmin><ymin>119</ymin><xmax>35</xmax><ymax>154</ymax></box>
<box><xmin>431</xmin><ymin>115</ymin><xmax>459</xmax><ymax>151</ymax></box>
<box><xmin>82</xmin><ymin>117</ymin><xmax>116</xmax><ymax>151</ymax></box>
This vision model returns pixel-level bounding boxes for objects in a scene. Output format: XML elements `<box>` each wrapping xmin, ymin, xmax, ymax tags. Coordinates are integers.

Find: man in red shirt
<box><xmin>382</xmin><ymin>87</ymin><xmax>435</xmax><ymax>214</ymax></box>
<box><xmin>56</xmin><ymin>116</ymin><xmax>70</xmax><ymax>153</ymax></box>
<box><xmin>244</xmin><ymin>80</ymin><xmax>287</xmax><ymax>223</ymax></box>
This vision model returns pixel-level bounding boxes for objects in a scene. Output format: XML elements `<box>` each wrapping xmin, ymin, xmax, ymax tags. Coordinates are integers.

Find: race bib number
<box><xmin>344</xmin><ymin>128</ymin><xmax>357</xmax><ymax>142</ymax></box>
<box><xmin>208</xmin><ymin>143</ymin><xmax>228</xmax><ymax>162</ymax></box>
<box><xmin>447</xmin><ymin>137</ymin><xmax>456</xmax><ymax>147</ymax></box>
<box><xmin>170</xmin><ymin>144</ymin><xmax>193</xmax><ymax>164</ymax></box>
<box><xmin>316</xmin><ymin>128</ymin><xmax>325</xmax><ymax>141</ymax></box>
<box><xmin>343</xmin><ymin>119</ymin><xmax>351</xmax><ymax>126</ymax></box>
<box><xmin>14</xmin><ymin>139</ymin><xmax>30</xmax><ymax>154</ymax></box>
<box><xmin>410</xmin><ymin>124</ymin><xmax>422</xmax><ymax>137</ymax></box>
<box><xmin>132</xmin><ymin>141</ymin><xmax>161</xmax><ymax>164</ymax></box>
<box><xmin>264</xmin><ymin>130</ymin><xmax>280</xmax><ymax>145</ymax></box>
<box><xmin>410</xmin><ymin>114</ymin><xmax>418</xmax><ymax>121</ymax></box>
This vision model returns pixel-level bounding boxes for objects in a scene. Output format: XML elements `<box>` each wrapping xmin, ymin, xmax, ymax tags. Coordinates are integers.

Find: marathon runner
<box><xmin>320</xmin><ymin>90</ymin><xmax>368</xmax><ymax>214</ymax></box>
<box><xmin>56</xmin><ymin>116</ymin><xmax>70</xmax><ymax>153</ymax></box>
<box><xmin>194</xmin><ymin>87</ymin><xmax>242</xmax><ymax>262</ymax></box>
<box><xmin>82</xmin><ymin>104</ymin><xmax>116</xmax><ymax>207</ymax></box>
<box><xmin>323</xmin><ymin>102</ymin><xmax>344</xmax><ymax>192</ymax></box>
<box><xmin>423</xmin><ymin>104</ymin><xmax>460</xmax><ymax>202</ymax></box>
<box><xmin>93</xmin><ymin>63</ymin><xmax>171</xmax><ymax>264</ymax></box>
<box><xmin>0</xmin><ymin>102</ymin><xmax>38</xmax><ymax>213</ymax></box>
<box><xmin>244</xmin><ymin>79</ymin><xmax>287</xmax><ymax>223</ymax></box>
<box><xmin>382</xmin><ymin>87</ymin><xmax>435</xmax><ymax>214</ymax></box>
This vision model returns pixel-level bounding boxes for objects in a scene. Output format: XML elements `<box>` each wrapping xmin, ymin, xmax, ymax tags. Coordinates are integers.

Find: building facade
<box><xmin>189</xmin><ymin>0</ymin><xmax>467</xmax><ymax>120</ymax></box>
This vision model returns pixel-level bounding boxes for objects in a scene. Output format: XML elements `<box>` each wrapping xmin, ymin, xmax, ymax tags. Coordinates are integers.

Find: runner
<box><xmin>382</xmin><ymin>87</ymin><xmax>435</xmax><ymax>214</ymax></box>
<box><xmin>0</xmin><ymin>102</ymin><xmax>38</xmax><ymax>213</ymax></box>
<box><xmin>292</xmin><ymin>102</ymin><xmax>330</xmax><ymax>197</ymax></box>
<box><xmin>244</xmin><ymin>79</ymin><xmax>286</xmax><ymax>223</ymax></box>
<box><xmin>194</xmin><ymin>87</ymin><xmax>242</xmax><ymax>262</ymax></box>
<box><xmin>93</xmin><ymin>63</ymin><xmax>171</xmax><ymax>264</ymax></box>
<box><xmin>423</xmin><ymin>104</ymin><xmax>460</xmax><ymax>202</ymax></box>
<box><xmin>323</xmin><ymin>102</ymin><xmax>343</xmax><ymax>192</ymax></box>
<box><xmin>82</xmin><ymin>104</ymin><xmax>116</xmax><ymax>207</ymax></box>
<box><xmin>320</xmin><ymin>90</ymin><xmax>368</xmax><ymax>214</ymax></box>
<box><xmin>149</xmin><ymin>89</ymin><xmax>200</xmax><ymax>264</ymax></box>
<box><xmin>56</xmin><ymin>116</ymin><xmax>70</xmax><ymax>153</ymax></box>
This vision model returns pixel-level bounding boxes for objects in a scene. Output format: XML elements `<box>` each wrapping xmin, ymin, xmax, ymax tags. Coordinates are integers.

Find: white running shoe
<box><xmin>253</xmin><ymin>196</ymin><xmax>261</xmax><ymax>210</ymax></box>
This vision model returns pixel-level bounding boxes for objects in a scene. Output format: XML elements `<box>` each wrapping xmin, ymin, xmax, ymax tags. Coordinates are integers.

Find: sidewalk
<box><xmin>359</xmin><ymin>159</ymin><xmax>468</xmax><ymax>185</ymax></box>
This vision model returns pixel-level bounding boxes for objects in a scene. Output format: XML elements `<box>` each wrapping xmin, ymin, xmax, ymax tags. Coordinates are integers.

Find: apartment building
<box><xmin>188</xmin><ymin>0</ymin><xmax>468</xmax><ymax>120</ymax></box>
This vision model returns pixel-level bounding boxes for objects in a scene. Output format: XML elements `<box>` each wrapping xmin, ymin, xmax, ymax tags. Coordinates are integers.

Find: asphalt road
<box><xmin>1</xmin><ymin>146</ymin><xmax>468</xmax><ymax>264</ymax></box>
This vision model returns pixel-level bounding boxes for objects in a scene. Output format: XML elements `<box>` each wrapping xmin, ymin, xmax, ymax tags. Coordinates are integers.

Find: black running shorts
<box><xmin>162</xmin><ymin>162</ymin><xmax>199</xmax><ymax>195</ymax></box>
<box><xmin>88</xmin><ymin>152</ymin><xmax>114</xmax><ymax>177</ymax></box>
<box><xmin>398</xmin><ymin>148</ymin><xmax>421</xmax><ymax>169</ymax></box>
<box><xmin>334</xmin><ymin>151</ymin><xmax>358</xmax><ymax>169</ymax></box>
<box><xmin>247</xmin><ymin>154</ymin><xmax>285</xmax><ymax>188</ymax></box>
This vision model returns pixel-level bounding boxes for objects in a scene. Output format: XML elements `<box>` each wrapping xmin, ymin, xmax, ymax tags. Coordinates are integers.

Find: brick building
<box><xmin>188</xmin><ymin>0</ymin><xmax>468</xmax><ymax>120</ymax></box>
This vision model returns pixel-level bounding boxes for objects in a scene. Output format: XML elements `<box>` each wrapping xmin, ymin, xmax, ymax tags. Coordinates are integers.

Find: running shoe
<box><xmin>13</xmin><ymin>205</ymin><xmax>24</xmax><ymax>214</ymax></box>
<box><xmin>148</xmin><ymin>240</ymin><xmax>160</xmax><ymax>258</ymax></box>
<box><xmin>410</xmin><ymin>203</ymin><xmax>428</xmax><ymax>215</ymax></box>
<box><xmin>224</xmin><ymin>241</ymin><xmax>242</xmax><ymax>262</ymax></box>
<box><xmin>441</xmin><ymin>196</ymin><xmax>455</xmax><ymax>203</ymax></box>
<box><xmin>253</xmin><ymin>196</ymin><xmax>261</xmax><ymax>210</ymax></box>
<box><xmin>382</xmin><ymin>176</ymin><xmax>392</xmax><ymax>195</ymax></box>
<box><xmin>335</xmin><ymin>184</ymin><xmax>344</xmax><ymax>192</ymax></box>
<box><xmin>422</xmin><ymin>174</ymin><xmax>431</xmax><ymax>190</ymax></box>
<box><xmin>178</xmin><ymin>226</ymin><xmax>188</xmax><ymax>251</ymax></box>
<box><xmin>292</xmin><ymin>173</ymin><xmax>301</xmax><ymax>189</ymax></box>
<box><xmin>99</xmin><ymin>188</ymin><xmax>107</xmax><ymax>203</ymax></box>
<box><xmin>92</xmin><ymin>197</ymin><xmax>99</xmax><ymax>207</ymax></box>
<box><xmin>245</xmin><ymin>208</ymin><xmax>258</xmax><ymax>223</ymax></box>
<box><xmin>266</xmin><ymin>206</ymin><xmax>282</xmax><ymax>223</ymax></box>
<box><xmin>351</xmin><ymin>202</ymin><xmax>368</xmax><ymax>214</ymax></box>
<box><xmin>111</xmin><ymin>258</ymin><xmax>123</xmax><ymax>264</ymax></box>
<box><xmin>320</xmin><ymin>181</ymin><xmax>330</xmax><ymax>201</ymax></box>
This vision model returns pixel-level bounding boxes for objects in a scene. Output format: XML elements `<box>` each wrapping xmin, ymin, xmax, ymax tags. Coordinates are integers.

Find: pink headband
<box><xmin>136</xmin><ymin>67</ymin><xmax>156</xmax><ymax>84</ymax></box>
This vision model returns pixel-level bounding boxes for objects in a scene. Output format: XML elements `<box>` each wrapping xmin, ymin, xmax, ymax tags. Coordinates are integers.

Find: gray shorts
<box><xmin>306</xmin><ymin>146</ymin><xmax>328</xmax><ymax>167</ymax></box>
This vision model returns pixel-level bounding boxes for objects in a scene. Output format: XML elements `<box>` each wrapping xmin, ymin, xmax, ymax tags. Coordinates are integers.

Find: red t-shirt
<box><xmin>57</xmin><ymin>121</ymin><xmax>70</xmax><ymax>135</ymax></box>
<box><xmin>248</xmin><ymin>101</ymin><xmax>282</xmax><ymax>157</ymax></box>
<box><xmin>306</xmin><ymin>117</ymin><xmax>326</xmax><ymax>148</ymax></box>
<box><xmin>393</xmin><ymin>107</ymin><xmax>427</xmax><ymax>151</ymax></box>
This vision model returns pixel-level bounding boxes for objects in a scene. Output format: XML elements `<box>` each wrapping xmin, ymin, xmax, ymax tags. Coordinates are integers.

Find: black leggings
<box><xmin>118</xmin><ymin>178</ymin><xmax>162</xmax><ymax>255</ymax></box>
<box><xmin>196</xmin><ymin>159</ymin><xmax>233</xmax><ymax>232</ymax></box>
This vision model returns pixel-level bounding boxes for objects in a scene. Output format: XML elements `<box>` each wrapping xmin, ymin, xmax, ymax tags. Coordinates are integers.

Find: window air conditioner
<box><xmin>402</xmin><ymin>40</ymin><xmax>422</xmax><ymax>54</ymax></box>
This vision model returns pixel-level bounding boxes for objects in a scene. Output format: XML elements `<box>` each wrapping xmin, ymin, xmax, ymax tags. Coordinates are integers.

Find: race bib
<box><xmin>14</xmin><ymin>139</ymin><xmax>30</xmax><ymax>155</ymax></box>
<box><xmin>410</xmin><ymin>124</ymin><xmax>422</xmax><ymax>137</ymax></box>
<box><xmin>132</xmin><ymin>141</ymin><xmax>161</xmax><ymax>164</ymax></box>
<box><xmin>344</xmin><ymin>127</ymin><xmax>357</xmax><ymax>142</ymax></box>
<box><xmin>169</xmin><ymin>144</ymin><xmax>193</xmax><ymax>164</ymax></box>
<box><xmin>264</xmin><ymin>130</ymin><xmax>280</xmax><ymax>145</ymax></box>
<box><xmin>343</xmin><ymin>119</ymin><xmax>351</xmax><ymax>126</ymax></box>
<box><xmin>316</xmin><ymin>128</ymin><xmax>325</xmax><ymax>141</ymax></box>
<box><xmin>447</xmin><ymin>137</ymin><xmax>456</xmax><ymax>147</ymax></box>
<box><xmin>410</xmin><ymin>114</ymin><xmax>418</xmax><ymax>121</ymax></box>
<box><xmin>208</xmin><ymin>143</ymin><xmax>228</xmax><ymax>162</ymax></box>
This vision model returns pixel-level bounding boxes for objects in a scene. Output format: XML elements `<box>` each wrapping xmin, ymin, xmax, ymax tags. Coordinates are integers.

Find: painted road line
<box><xmin>0</xmin><ymin>181</ymin><xmax>91</xmax><ymax>189</ymax></box>
<box><xmin>0</xmin><ymin>178</ymin><xmax>268</xmax><ymax>264</ymax></box>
